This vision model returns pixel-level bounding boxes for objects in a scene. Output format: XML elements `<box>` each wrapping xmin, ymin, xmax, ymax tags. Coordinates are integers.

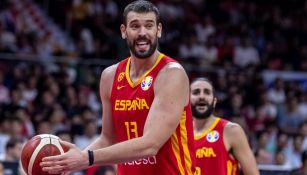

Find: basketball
<box><xmin>21</xmin><ymin>134</ymin><xmax>69</xmax><ymax>175</ymax></box>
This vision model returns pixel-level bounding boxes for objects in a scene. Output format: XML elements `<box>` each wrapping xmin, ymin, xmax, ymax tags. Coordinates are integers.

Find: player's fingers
<box><xmin>59</xmin><ymin>140</ymin><xmax>75</xmax><ymax>148</ymax></box>
<box><xmin>40</xmin><ymin>158</ymin><xmax>67</xmax><ymax>168</ymax></box>
<box><xmin>42</xmin><ymin>164</ymin><xmax>67</xmax><ymax>174</ymax></box>
<box><xmin>42</xmin><ymin>154</ymin><xmax>65</xmax><ymax>162</ymax></box>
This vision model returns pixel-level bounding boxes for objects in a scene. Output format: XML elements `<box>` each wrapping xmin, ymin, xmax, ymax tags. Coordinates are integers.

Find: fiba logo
<box><xmin>206</xmin><ymin>130</ymin><xmax>219</xmax><ymax>143</ymax></box>
<box><xmin>141</xmin><ymin>76</ymin><xmax>153</xmax><ymax>91</ymax></box>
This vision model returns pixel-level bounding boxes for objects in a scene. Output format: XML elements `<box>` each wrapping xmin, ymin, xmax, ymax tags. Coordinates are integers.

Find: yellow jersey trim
<box><xmin>171</xmin><ymin>133</ymin><xmax>185</xmax><ymax>175</ymax></box>
<box><xmin>125</xmin><ymin>53</ymin><xmax>164</xmax><ymax>88</ymax></box>
<box><xmin>180</xmin><ymin>111</ymin><xmax>193</xmax><ymax>175</ymax></box>
<box><xmin>194</xmin><ymin>118</ymin><xmax>220</xmax><ymax>140</ymax></box>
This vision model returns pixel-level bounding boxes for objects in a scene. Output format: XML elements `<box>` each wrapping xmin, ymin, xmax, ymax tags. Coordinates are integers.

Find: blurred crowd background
<box><xmin>0</xmin><ymin>0</ymin><xmax>307</xmax><ymax>175</ymax></box>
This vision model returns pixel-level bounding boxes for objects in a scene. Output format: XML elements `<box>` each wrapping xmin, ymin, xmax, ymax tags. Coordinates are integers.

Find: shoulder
<box><xmin>100</xmin><ymin>64</ymin><xmax>118</xmax><ymax>82</ymax></box>
<box><xmin>157</xmin><ymin>62</ymin><xmax>187</xmax><ymax>80</ymax></box>
<box><xmin>153</xmin><ymin>61</ymin><xmax>189</xmax><ymax>104</ymax></box>
<box><xmin>224</xmin><ymin>122</ymin><xmax>245</xmax><ymax>136</ymax></box>
<box><xmin>224</xmin><ymin>121</ymin><xmax>248</xmax><ymax>145</ymax></box>
<box><xmin>155</xmin><ymin>62</ymin><xmax>188</xmax><ymax>88</ymax></box>
<box><xmin>99</xmin><ymin>64</ymin><xmax>119</xmax><ymax>96</ymax></box>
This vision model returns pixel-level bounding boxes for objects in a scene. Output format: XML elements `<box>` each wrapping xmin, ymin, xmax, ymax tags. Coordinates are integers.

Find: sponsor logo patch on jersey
<box><xmin>141</xmin><ymin>76</ymin><xmax>153</xmax><ymax>91</ymax></box>
<box><xmin>206</xmin><ymin>130</ymin><xmax>219</xmax><ymax>143</ymax></box>
<box><xmin>118</xmin><ymin>72</ymin><xmax>125</xmax><ymax>82</ymax></box>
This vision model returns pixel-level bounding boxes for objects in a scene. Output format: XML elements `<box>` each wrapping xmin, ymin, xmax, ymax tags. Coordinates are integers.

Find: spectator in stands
<box><xmin>0</xmin><ymin>23</ymin><xmax>16</xmax><ymax>53</ymax></box>
<box><xmin>276</xmin><ymin>131</ymin><xmax>289</xmax><ymax>153</ymax></box>
<box><xmin>258</xmin><ymin>93</ymin><xmax>277</xmax><ymax>120</ymax></box>
<box><xmin>75</xmin><ymin>120</ymin><xmax>99</xmax><ymax>149</ymax></box>
<box><xmin>56</xmin><ymin>130</ymin><xmax>74</xmax><ymax>143</ymax></box>
<box><xmin>299</xmin><ymin>121</ymin><xmax>307</xmax><ymax>150</ymax></box>
<box><xmin>298</xmin><ymin>92</ymin><xmax>307</xmax><ymax>120</ymax></box>
<box><xmin>277</xmin><ymin>95</ymin><xmax>305</xmax><ymax>134</ymax></box>
<box><xmin>36</xmin><ymin>120</ymin><xmax>52</xmax><ymax>135</ymax></box>
<box><xmin>274</xmin><ymin>150</ymin><xmax>289</xmax><ymax>167</ymax></box>
<box><xmin>199</xmin><ymin>34</ymin><xmax>218</xmax><ymax>67</ymax></box>
<box><xmin>0</xmin><ymin>117</ymin><xmax>10</xmax><ymax>160</ymax></box>
<box><xmin>299</xmin><ymin>150</ymin><xmax>307</xmax><ymax>175</ymax></box>
<box><xmin>255</xmin><ymin>130</ymin><xmax>274</xmax><ymax>164</ymax></box>
<box><xmin>3</xmin><ymin>138</ymin><xmax>23</xmax><ymax>162</ymax></box>
<box><xmin>194</xmin><ymin>16</ymin><xmax>216</xmax><ymax>44</ymax></box>
<box><xmin>267</xmin><ymin>78</ymin><xmax>286</xmax><ymax>105</ymax></box>
<box><xmin>14</xmin><ymin>107</ymin><xmax>35</xmax><ymax>138</ymax></box>
<box><xmin>233</xmin><ymin>36</ymin><xmax>260</xmax><ymax>68</ymax></box>
<box><xmin>178</xmin><ymin>29</ymin><xmax>204</xmax><ymax>64</ymax></box>
<box><xmin>45</xmin><ymin>104</ymin><xmax>68</xmax><ymax>134</ymax></box>
<box><xmin>0</xmin><ymin>71</ymin><xmax>9</xmax><ymax>104</ymax></box>
<box><xmin>7</xmin><ymin>117</ymin><xmax>25</xmax><ymax>141</ymax></box>
<box><xmin>2</xmin><ymin>138</ymin><xmax>24</xmax><ymax>175</ymax></box>
<box><xmin>285</xmin><ymin>134</ymin><xmax>305</xmax><ymax>169</ymax></box>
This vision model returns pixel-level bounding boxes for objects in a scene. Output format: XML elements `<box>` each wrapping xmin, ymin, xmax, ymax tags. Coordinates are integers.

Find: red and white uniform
<box><xmin>194</xmin><ymin>118</ymin><xmax>239</xmax><ymax>175</ymax></box>
<box><xmin>111</xmin><ymin>53</ymin><xmax>196</xmax><ymax>175</ymax></box>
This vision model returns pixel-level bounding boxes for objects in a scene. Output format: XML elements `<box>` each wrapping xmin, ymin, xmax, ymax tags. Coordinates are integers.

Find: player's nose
<box><xmin>138</xmin><ymin>26</ymin><xmax>147</xmax><ymax>36</ymax></box>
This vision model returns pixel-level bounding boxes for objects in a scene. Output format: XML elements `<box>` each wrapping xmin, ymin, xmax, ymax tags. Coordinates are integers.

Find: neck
<box><xmin>5</xmin><ymin>154</ymin><xmax>15</xmax><ymax>162</ymax></box>
<box><xmin>129</xmin><ymin>51</ymin><xmax>160</xmax><ymax>81</ymax></box>
<box><xmin>193</xmin><ymin>115</ymin><xmax>216</xmax><ymax>133</ymax></box>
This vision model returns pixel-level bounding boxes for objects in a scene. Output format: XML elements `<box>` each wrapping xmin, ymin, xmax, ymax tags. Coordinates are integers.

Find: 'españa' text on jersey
<box><xmin>111</xmin><ymin>53</ymin><xmax>196</xmax><ymax>175</ymax></box>
<box><xmin>194</xmin><ymin>118</ymin><xmax>239</xmax><ymax>175</ymax></box>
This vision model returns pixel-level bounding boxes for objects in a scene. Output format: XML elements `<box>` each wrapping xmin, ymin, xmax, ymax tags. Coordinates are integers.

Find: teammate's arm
<box><xmin>225</xmin><ymin>123</ymin><xmax>260</xmax><ymax>175</ymax></box>
<box><xmin>84</xmin><ymin>65</ymin><xmax>117</xmax><ymax>151</ymax></box>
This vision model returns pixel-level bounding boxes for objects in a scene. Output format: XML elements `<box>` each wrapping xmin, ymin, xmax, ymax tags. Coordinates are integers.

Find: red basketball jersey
<box><xmin>110</xmin><ymin>53</ymin><xmax>196</xmax><ymax>175</ymax></box>
<box><xmin>194</xmin><ymin>118</ymin><xmax>239</xmax><ymax>175</ymax></box>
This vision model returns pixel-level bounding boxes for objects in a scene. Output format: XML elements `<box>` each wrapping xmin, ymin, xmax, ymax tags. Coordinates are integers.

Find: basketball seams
<box><xmin>51</xmin><ymin>138</ymin><xmax>65</xmax><ymax>154</ymax></box>
<box><xmin>27</xmin><ymin>135</ymin><xmax>63</xmax><ymax>175</ymax></box>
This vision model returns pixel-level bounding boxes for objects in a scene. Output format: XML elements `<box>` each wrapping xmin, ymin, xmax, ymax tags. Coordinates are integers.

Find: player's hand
<box><xmin>40</xmin><ymin>140</ymin><xmax>89</xmax><ymax>174</ymax></box>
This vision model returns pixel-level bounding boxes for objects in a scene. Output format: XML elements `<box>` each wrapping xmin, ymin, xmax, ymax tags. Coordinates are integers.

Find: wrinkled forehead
<box><xmin>126</xmin><ymin>11</ymin><xmax>157</xmax><ymax>25</ymax></box>
<box><xmin>190</xmin><ymin>81</ymin><xmax>213</xmax><ymax>91</ymax></box>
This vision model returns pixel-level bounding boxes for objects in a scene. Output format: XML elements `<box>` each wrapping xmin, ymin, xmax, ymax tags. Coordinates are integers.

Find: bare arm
<box><xmin>92</xmin><ymin>63</ymin><xmax>190</xmax><ymax>164</ymax></box>
<box><xmin>84</xmin><ymin>65</ymin><xmax>117</xmax><ymax>151</ymax></box>
<box><xmin>41</xmin><ymin>63</ymin><xmax>190</xmax><ymax>173</ymax></box>
<box><xmin>224</xmin><ymin>123</ymin><xmax>260</xmax><ymax>175</ymax></box>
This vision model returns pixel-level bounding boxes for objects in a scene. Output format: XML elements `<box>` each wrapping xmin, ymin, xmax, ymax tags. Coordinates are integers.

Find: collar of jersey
<box><xmin>194</xmin><ymin>118</ymin><xmax>220</xmax><ymax>140</ymax></box>
<box><xmin>125</xmin><ymin>53</ymin><xmax>164</xmax><ymax>88</ymax></box>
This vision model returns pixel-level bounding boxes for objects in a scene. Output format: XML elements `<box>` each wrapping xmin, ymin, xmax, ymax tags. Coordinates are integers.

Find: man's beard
<box><xmin>192</xmin><ymin>103</ymin><xmax>215</xmax><ymax>119</ymax></box>
<box><xmin>127</xmin><ymin>36</ymin><xmax>158</xmax><ymax>59</ymax></box>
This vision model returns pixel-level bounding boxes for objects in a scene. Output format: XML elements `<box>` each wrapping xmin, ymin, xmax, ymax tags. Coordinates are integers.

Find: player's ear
<box><xmin>157</xmin><ymin>23</ymin><xmax>162</xmax><ymax>38</ymax></box>
<box><xmin>120</xmin><ymin>24</ymin><xmax>126</xmax><ymax>39</ymax></box>
<box><xmin>213</xmin><ymin>97</ymin><xmax>217</xmax><ymax>108</ymax></box>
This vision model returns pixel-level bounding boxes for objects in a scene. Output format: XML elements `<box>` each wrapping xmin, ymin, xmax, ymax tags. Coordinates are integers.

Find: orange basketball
<box><xmin>21</xmin><ymin>134</ymin><xmax>69</xmax><ymax>175</ymax></box>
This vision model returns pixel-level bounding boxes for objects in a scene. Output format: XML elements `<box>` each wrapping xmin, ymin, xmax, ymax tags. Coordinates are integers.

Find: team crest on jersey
<box><xmin>206</xmin><ymin>130</ymin><xmax>219</xmax><ymax>143</ymax></box>
<box><xmin>118</xmin><ymin>72</ymin><xmax>125</xmax><ymax>82</ymax></box>
<box><xmin>141</xmin><ymin>76</ymin><xmax>153</xmax><ymax>91</ymax></box>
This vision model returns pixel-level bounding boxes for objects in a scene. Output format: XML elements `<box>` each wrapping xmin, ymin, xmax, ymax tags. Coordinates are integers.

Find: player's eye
<box><xmin>192</xmin><ymin>89</ymin><xmax>200</xmax><ymax>95</ymax></box>
<box><xmin>130</xmin><ymin>24</ymin><xmax>139</xmax><ymax>29</ymax></box>
<box><xmin>204</xmin><ymin>89</ymin><xmax>211</xmax><ymax>95</ymax></box>
<box><xmin>146</xmin><ymin>23</ymin><xmax>154</xmax><ymax>29</ymax></box>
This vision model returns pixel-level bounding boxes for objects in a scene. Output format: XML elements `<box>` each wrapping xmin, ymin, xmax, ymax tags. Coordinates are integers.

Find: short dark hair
<box><xmin>191</xmin><ymin>77</ymin><xmax>215</xmax><ymax>95</ymax></box>
<box><xmin>123</xmin><ymin>0</ymin><xmax>160</xmax><ymax>25</ymax></box>
<box><xmin>5</xmin><ymin>138</ymin><xmax>24</xmax><ymax>150</ymax></box>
